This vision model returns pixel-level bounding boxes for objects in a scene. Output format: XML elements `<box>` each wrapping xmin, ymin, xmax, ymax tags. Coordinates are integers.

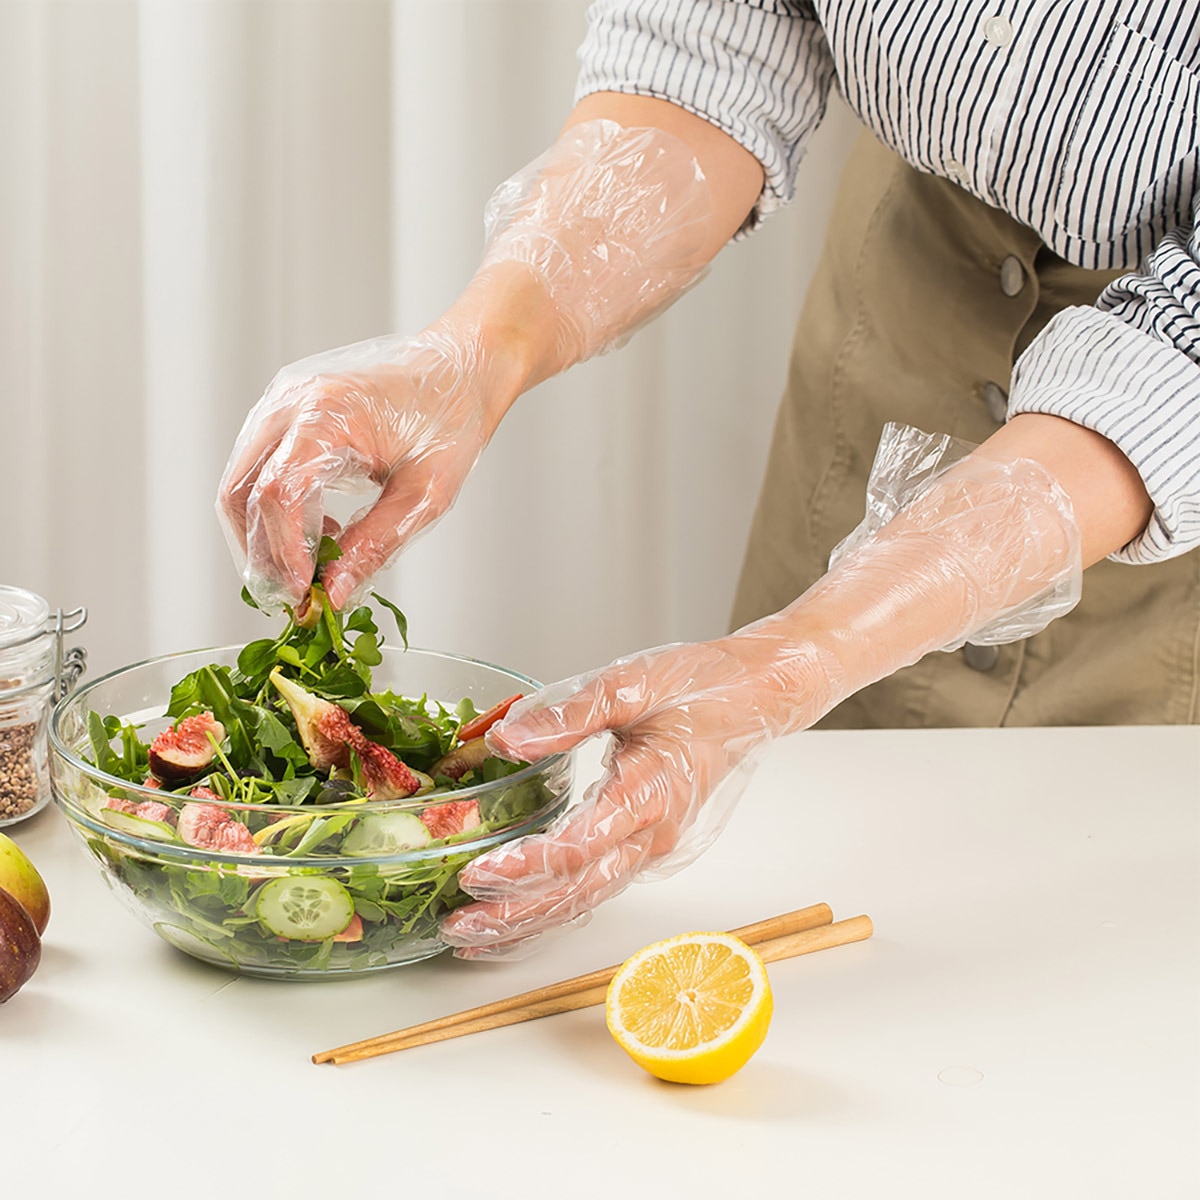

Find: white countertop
<box><xmin>4</xmin><ymin>726</ymin><xmax>1197</xmax><ymax>1199</ymax></box>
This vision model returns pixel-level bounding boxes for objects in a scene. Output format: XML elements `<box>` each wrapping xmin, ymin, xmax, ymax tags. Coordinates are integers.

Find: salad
<box><xmin>71</xmin><ymin>555</ymin><xmax>565</xmax><ymax>975</ymax></box>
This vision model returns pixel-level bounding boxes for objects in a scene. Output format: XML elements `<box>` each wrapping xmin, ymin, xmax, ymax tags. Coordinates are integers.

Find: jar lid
<box><xmin>0</xmin><ymin>586</ymin><xmax>51</xmax><ymax>651</ymax></box>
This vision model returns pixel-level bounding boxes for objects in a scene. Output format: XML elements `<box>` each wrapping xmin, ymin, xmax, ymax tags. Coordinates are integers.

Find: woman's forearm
<box><xmin>975</xmin><ymin>413</ymin><xmax>1153</xmax><ymax>567</ymax></box>
<box><xmin>733</xmin><ymin>415</ymin><xmax>1153</xmax><ymax>718</ymax></box>
<box><xmin>432</xmin><ymin>93</ymin><xmax>765</xmax><ymax>424</ymax></box>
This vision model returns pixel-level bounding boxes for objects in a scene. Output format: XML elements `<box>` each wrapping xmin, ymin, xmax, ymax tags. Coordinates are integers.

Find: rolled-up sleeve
<box><xmin>1007</xmin><ymin>194</ymin><xmax>1200</xmax><ymax>565</ymax></box>
<box><xmin>576</xmin><ymin>0</ymin><xmax>836</xmax><ymax>233</ymax></box>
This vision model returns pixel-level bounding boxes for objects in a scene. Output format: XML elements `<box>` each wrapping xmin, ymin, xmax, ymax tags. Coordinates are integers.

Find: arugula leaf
<box><xmin>309</xmin><ymin>663</ymin><xmax>369</xmax><ymax>699</ymax></box>
<box><xmin>88</xmin><ymin>712</ymin><xmax>125</xmax><ymax>778</ymax></box>
<box><xmin>237</xmin><ymin>639</ymin><xmax>279</xmax><ymax>679</ymax></box>
<box><xmin>316</xmin><ymin>536</ymin><xmax>343</xmax><ymax>565</ymax></box>
<box><xmin>371</xmin><ymin>593</ymin><xmax>409</xmax><ymax>651</ymax></box>
<box><xmin>283</xmin><ymin>813</ymin><xmax>358</xmax><ymax>857</ymax></box>
<box><xmin>351</xmin><ymin>631</ymin><xmax>383</xmax><ymax>667</ymax></box>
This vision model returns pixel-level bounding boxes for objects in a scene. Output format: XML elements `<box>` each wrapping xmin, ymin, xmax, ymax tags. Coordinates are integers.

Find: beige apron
<box><xmin>731</xmin><ymin>131</ymin><xmax>1200</xmax><ymax>727</ymax></box>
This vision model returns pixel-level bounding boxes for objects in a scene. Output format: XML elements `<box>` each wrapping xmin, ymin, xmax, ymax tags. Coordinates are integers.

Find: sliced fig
<box><xmin>148</xmin><ymin>712</ymin><xmax>226</xmax><ymax>782</ymax></box>
<box><xmin>270</xmin><ymin>669</ymin><xmax>420</xmax><ymax>799</ymax></box>
<box><xmin>0</xmin><ymin>887</ymin><xmax>41</xmax><ymax>1004</ymax></box>
<box><xmin>354</xmin><ymin>740</ymin><xmax>421</xmax><ymax>801</ymax></box>
<box><xmin>104</xmin><ymin>796</ymin><xmax>177</xmax><ymax>827</ymax></box>
<box><xmin>269</xmin><ymin>669</ymin><xmax>349</xmax><ymax>773</ymax></box>
<box><xmin>429</xmin><ymin>736</ymin><xmax>490</xmax><ymax>783</ymax></box>
<box><xmin>178</xmin><ymin>797</ymin><xmax>260</xmax><ymax>855</ymax></box>
<box><xmin>420</xmin><ymin>799</ymin><xmax>482</xmax><ymax>841</ymax></box>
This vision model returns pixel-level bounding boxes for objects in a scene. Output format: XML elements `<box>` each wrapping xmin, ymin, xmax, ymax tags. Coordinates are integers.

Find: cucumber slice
<box><xmin>256</xmin><ymin>875</ymin><xmax>354</xmax><ymax>941</ymax></box>
<box><xmin>100</xmin><ymin>807</ymin><xmax>177</xmax><ymax>842</ymax></box>
<box><xmin>342</xmin><ymin>811</ymin><xmax>432</xmax><ymax>856</ymax></box>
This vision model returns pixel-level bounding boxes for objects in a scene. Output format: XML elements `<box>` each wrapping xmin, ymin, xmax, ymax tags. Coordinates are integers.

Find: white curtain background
<box><xmin>1</xmin><ymin>0</ymin><xmax>858</xmax><ymax>689</ymax></box>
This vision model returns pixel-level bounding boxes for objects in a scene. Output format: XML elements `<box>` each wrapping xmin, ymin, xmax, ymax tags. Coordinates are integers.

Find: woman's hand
<box><xmin>440</xmin><ymin>633</ymin><xmax>841</xmax><ymax>957</ymax></box>
<box><xmin>218</xmin><ymin>321</ymin><xmax>521</xmax><ymax>613</ymax></box>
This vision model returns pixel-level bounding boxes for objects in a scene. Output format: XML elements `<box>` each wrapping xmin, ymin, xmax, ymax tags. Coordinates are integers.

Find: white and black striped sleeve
<box><xmin>1007</xmin><ymin>192</ymin><xmax>1200</xmax><ymax>565</ymax></box>
<box><xmin>575</xmin><ymin>0</ymin><xmax>835</xmax><ymax>232</ymax></box>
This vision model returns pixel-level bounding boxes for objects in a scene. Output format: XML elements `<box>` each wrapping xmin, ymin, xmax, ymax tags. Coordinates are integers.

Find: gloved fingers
<box><xmin>445</xmin><ymin>739</ymin><xmax>765</xmax><ymax>955</ymax></box>
<box><xmin>635</xmin><ymin>747</ymin><xmax>766</xmax><ymax>881</ymax></box>
<box><xmin>217</xmin><ymin>399</ymin><xmax>301</xmax><ymax>558</ymax></box>
<box><xmin>440</xmin><ymin>829</ymin><xmax>656</xmax><ymax>951</ymax></box>
<box><xmin>320</xmin><ymin>469</ymin><xmax>427</xmax><ymax>611</ymax></box>
<box><xmin>485</xmin><ymin>648</ymin><xmax>714</xmax><ymax>763</ymax></box>
<box><xmin>458</xmin><ymin>730</ymin><xmax>698</xmax><ymax>902</ymax></box>
<box><xmin>484</xmin><ymin>666</ymin><xmax>641</xmax><ymax>764</ymax></box>
<box><xmin>448</xmin><ymin>913</ymin><xmax>592</xmax><ymax>962</ymax></box>
<box><xmin>244</xmin><ymin>398</ymin><xmax>388</xmax><ymax>608</ymax></box>
<box><xmin>321</xmin><ymin>450</ymin><xmax>464</xmax><ymax>611</ymax></box>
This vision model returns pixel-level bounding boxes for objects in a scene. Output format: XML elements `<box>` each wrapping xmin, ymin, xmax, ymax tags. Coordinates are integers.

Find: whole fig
<box><xmin>0</xmin><ymin>886</ymin><xmax>41</xmax><ymax>1003</ymax></box>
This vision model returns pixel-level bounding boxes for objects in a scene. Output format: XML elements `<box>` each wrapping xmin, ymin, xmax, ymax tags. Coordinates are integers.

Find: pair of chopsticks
<box><xmin>313</xmin><ymin>902</ymin><xmax>873</xmax><ymax>1066</ymax></box>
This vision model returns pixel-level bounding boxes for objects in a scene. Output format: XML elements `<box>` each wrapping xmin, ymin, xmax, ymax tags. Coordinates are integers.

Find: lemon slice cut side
<box><xmin>606</xmin><ymin>931</ymin><xmax>773</xmax><ymax>1085</ymax></box>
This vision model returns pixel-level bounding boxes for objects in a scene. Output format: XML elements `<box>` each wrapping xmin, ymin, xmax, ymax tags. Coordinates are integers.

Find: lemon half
<box><xmin>605</xmin><ymin>931</ymin><xmax>773</xmax><ymax>1085</ymax></box>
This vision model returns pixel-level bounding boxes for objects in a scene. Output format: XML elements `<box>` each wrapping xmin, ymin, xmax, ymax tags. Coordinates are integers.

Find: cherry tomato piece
<box><xmin>458</xmin><ymin>693</ymin><xmax>524</xmax><ymax>742</ymax></box>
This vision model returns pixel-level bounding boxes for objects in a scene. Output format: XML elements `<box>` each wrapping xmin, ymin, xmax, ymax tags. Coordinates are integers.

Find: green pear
<box><xmin>0</xmin><ymin>833</ymin><xmax>50</xmax><ymax>935</ymax></box>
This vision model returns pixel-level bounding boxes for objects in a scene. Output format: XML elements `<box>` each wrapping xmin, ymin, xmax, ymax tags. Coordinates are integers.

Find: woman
<box><xmin>219</xmin><ymin>2</ymin><xmax>1199</xmax><ymax>954</ymax></box>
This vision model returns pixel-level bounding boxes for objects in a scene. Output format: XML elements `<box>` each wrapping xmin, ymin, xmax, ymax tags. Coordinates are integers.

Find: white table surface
<box><xmin>3</xmin><ymin>726</ymin><xmax>1197</xmax><ymax>1199</ymax></box>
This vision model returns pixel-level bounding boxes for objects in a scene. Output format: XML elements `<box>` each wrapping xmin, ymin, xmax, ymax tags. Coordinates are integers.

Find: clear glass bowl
<box><xmin>49</xmin><ymin>645</ymin><xmax>571</xmax><ymax>979</ymax></box>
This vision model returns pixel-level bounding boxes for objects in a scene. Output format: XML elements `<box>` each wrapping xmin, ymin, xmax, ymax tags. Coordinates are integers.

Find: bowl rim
<box><xmin>50</xmin><ymin>642</ymin><xmax>570</xmax><ymax>819</ymax></box>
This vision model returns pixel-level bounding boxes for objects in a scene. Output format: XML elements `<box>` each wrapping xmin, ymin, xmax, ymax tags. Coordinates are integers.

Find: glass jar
<box><xmin>0</xmin><ymin>586</ymin><xmax>87</xmax><ymax>827</ymax></box>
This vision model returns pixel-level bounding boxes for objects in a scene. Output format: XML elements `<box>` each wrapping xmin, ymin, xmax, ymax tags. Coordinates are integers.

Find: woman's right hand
<box><xmin>217</xmin><ymin>320</ymin><xmax>520</xmax><ymax>613</ymax></box>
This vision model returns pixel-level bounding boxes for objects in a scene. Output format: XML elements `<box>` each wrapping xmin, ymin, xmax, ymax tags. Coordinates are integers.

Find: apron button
<box><xmin>999</xmin><ymin>255</ymin><xmax>1026</xmax><ymax>296</ymax></box>
<box><xmin>963</xmin><ymin>642</ymin><xmax>1000</xmax><ymax>671</ymax></box>
<box><xmin>982</xmin><ymin>381</ymin><xmax>1009</xmax><ymax>423</ymax></box>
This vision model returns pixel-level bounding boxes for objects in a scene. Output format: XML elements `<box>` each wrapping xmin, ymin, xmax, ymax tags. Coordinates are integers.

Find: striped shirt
<box><xmin>577</xmin><ymin>1</ymin><xmax>1200</xmax><ymax>566</ymax></box>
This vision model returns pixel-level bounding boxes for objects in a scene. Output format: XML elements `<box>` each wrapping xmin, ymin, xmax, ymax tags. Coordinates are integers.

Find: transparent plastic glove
<box><xmin>219</xmin><ymin>119</ymin><xmax>714</xmax><ymax>609</ymax></box>
<box><xmin>480</xmin><ymin>118</ymin><xmax>715</xmax><ymax>368</ymax></box>
<box><xmin>441</xmin><ymin>425</ymin><xmax>1082</xmax><ymax>957</ymax></box>
<box><xmin>217</xmin><ymin>326</ymin><xmax>504</xmax><ymax>612</ymax></box>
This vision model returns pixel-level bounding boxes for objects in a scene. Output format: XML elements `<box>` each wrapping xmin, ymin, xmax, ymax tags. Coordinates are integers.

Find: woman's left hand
<box><xmin>440</xmin><ymin>633</ymin><xmax>838</xmax><ymax>957</ymax></box>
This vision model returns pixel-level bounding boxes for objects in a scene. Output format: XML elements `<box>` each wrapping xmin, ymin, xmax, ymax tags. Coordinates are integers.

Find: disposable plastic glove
<box><xmin>217</xmin><ymin>326</ymin><xmax>504</xmax><ymax>613</ymax></box>
<box><xmin>218</xmin><ymin>119</ymin><xmax>713</xmax><ymax>611</ymax></box>
<box><xmin>441</xmin><ymin>426</ymin><xmax>1082</xmax><ymax>956</ymax></box>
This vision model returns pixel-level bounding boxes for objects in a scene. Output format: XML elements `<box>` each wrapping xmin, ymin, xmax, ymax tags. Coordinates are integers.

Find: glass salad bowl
<box><xmin>49</xmin><ymin>645</ymin><xmax>571</xmax><ymax>979</ymax></box>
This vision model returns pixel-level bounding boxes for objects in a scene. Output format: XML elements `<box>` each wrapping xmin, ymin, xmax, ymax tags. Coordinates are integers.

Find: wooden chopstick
<box><xmin>313</xmin><ymin>902</ymin><xmax>832</xmax><ymax>1066</ymax></box>
<box><xmin>314</xmin><ymin>905</ymin><xmax>873</xmax><ymax>1066</ymax></box>
<box><xmin>312</xmin><ymin>902</ymin><xmax>831</xmax><ymax>1066</ymax></box>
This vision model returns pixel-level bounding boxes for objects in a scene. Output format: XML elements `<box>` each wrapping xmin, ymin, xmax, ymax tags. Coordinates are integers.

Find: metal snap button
<box><xmin>945</xmin><ymin>159</ymin><xmax>969</xmax><ymax>185</ymax></box>
<box><xmin>982</xmin><ymin>381</ymin><xmax>1008</xmax><ymax>423</ymax></box>
<box><xmin>963</xmin><ymin>642</ymin><xmax>1000</xmax><ymax>671</ymax></box>
<box><xmin>999</xmin><ymin>255</ymin><xmax>1025</xmax><ymax>296</ymax></box>
<box><xmin>983</xmin><ymin>15</ymin><xmax>1013</xmax><ymax>48</ymax></box>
